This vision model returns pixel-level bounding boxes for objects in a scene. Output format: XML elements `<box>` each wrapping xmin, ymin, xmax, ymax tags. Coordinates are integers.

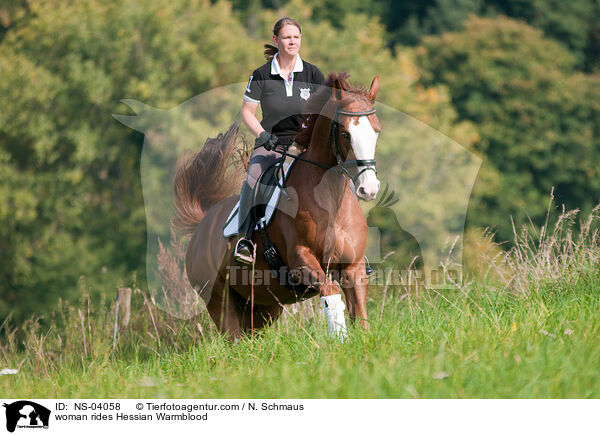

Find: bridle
<box><xmin>258</xmin><ymin>104</ymin><xmax>378</xmax><ymax>187</ymax></box>
<box><xmin>328</xmin><ymin>107</ymin><xmax>377</xmax><ymax>184</ymax></box>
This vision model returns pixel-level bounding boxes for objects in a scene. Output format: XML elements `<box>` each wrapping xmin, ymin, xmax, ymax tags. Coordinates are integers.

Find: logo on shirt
<box><xmin>300</xmin><ymin>88</ymin><xmax>311</xmax><ymax>100</ymax></box>
<box><xmin>246</xmin><ymin>76</ymin><xmax>253</xmax><ymax>93</ymax></box>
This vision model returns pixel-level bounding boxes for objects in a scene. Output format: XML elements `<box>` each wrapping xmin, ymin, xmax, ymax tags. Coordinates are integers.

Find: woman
<box><xmin>234</xmin><ymin>17</ymin><xmax>325</xmax><ymax>264</ymax></box>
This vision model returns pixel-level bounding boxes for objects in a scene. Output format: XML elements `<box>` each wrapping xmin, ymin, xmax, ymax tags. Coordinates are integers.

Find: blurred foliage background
<box><xmin>1</xmin><ymin>0</ymin><xmax>598</xmax><ymax>323</ymax></box>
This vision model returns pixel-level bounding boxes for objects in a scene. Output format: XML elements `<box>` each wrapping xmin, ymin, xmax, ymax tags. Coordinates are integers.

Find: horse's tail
<box><xmin>172</xmin><ymin>122</ymin><xmax>245</xmax><ymax>235</ymax></box>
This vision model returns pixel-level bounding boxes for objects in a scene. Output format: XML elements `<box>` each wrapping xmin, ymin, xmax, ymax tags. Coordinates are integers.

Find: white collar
<box><xmin>270</xmin><ymin>52</ymin><xmax>304</xmax><ymax>76</ymax></box>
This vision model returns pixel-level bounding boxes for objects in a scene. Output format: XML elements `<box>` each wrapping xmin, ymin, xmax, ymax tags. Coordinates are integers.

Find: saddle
<box><xmin>222</xmin><ymin>144</ymin><xmax>300</xmax><ymax>238</ymax></box>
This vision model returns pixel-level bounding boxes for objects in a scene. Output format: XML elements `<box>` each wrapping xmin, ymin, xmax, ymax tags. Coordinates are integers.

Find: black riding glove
<box><xmin>266</xmin><ymin>133</ymin><xmax>280</xmax><ymax>151</ymax></box>
<box><xmin>255</xmin><ymin>131</ymin><xmax>280</xmax><ymax>151</ymax></box>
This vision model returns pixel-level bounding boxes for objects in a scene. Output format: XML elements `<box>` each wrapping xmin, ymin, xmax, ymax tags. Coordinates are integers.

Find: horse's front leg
<box><xmin>340</xmin><ymin>261</ymin><xmax>369</xmax><ymax>330</ymax></box>
<box><xmin>288</xmin><ymin>246</ymin><xmax>347</xmax><ymax>337</ymax></box>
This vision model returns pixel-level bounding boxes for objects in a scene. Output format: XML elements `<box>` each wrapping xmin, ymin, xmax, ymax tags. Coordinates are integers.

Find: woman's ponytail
<box><xmin>264</xmin><ymin>44</ymin><xmax>278</xmax><ymax>61</ymax></box>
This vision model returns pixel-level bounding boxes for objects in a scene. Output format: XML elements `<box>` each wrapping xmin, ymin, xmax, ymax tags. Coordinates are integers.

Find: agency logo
<box><xmin>3</xmin><ymin>401</ymin><xmax>50</xmax><ymax>433</ymax></box>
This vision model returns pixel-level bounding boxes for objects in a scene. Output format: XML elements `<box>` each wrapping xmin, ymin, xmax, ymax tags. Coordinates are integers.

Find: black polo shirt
<box><xmin>244</xmin><ymin>54</ymin><xmax>325</xmax><ymax>144</ymax></box>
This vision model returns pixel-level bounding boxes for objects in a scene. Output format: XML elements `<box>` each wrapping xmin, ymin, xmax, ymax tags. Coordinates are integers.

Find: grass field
<box><xmin>2</xmin><ymin>271</ymin><xmax>599</xmax><ymax>399</ymax></box>
<box><xmin>2</xmin><ymin>207</ymin><xmax>600</xmax><ymax>398</ymax></box>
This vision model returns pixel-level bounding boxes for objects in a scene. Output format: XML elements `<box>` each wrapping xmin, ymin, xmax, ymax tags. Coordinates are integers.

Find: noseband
<box><xmin>328</xmin><ymin>107</ymin><xmax>378</xmax><ymax>184</ymax></box>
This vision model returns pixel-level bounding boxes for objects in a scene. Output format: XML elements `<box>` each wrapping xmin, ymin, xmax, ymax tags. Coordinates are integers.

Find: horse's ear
<box><xmin>333</xmin><ymin>78</ymin><xmax>345</xmax><ymax>101</ymax></box>
<box><xmin>368</xmin><ymin>76</ymin><xmax>380</xmax><ymax>101</ymax></box>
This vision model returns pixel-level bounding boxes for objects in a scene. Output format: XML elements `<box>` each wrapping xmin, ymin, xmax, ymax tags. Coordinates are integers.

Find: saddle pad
<box><xmin>222</xmin><ymin>157</ymin><xmax>296</xmax><ymax>238</ymax></box>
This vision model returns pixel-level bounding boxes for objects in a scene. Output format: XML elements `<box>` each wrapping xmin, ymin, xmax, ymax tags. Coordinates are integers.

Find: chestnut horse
<box><xmin>173</xmin><ymin>72</ymin><xmax>381</xmax><ymax>340</ymax></box>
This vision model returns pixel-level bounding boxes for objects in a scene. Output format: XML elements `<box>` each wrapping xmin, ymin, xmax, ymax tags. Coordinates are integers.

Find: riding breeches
<box><xmin>237</xmin><ymin>139</ymin><xmax>291</xmax><ymax>237</ymax></box>
<box><xmin>246</xmin><ymin>141</ymin><xmax>289</xmax><ymax>189</ymax></box>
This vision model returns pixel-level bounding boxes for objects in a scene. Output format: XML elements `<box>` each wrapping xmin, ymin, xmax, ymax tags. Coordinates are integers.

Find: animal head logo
<box><xmin>3</xmin><ymin>401</ymin><xmax>51</xmax><ymax>433</ymax></box>
<box><xmin>366</xmin><ymin>184</ymin><xmax>424</xmax><ymax>271</ymax></box>
<box><xmin>366</xmin><ymin>183</ymin><xmax>399</xmax><ymax>228</ymax></box>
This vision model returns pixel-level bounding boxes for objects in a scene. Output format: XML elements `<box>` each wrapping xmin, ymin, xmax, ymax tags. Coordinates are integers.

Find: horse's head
<box><xmin>328</xmin><ymin>74</ymin><xmax>381</xmax><ymax>201</ymax></box>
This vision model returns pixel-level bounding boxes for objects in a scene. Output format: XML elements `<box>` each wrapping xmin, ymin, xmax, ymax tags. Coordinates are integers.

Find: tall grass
<box><xmin>468</xmin><ymin>192</ymin><xmax>600</xmax><ymax>294</ymax></box>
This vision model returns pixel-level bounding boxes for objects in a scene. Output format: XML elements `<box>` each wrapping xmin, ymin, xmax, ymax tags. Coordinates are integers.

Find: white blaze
<box><xmin>348</xmin><ymin>116</ymin><xmax>380</xmax><ymax>201</ymax></box>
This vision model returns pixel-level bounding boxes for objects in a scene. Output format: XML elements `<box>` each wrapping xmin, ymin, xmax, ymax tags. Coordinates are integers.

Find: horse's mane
<box><xmin>295</xmin><ymin>72</ymin><xmax>371</xmax><ymax>148</ymax></box>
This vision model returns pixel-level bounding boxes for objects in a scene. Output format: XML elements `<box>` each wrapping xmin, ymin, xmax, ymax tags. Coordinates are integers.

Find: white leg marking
<box><xmin>321</xmin><ymin>293</ymin><xmax>348</xmax><ymax>339</ymax></box>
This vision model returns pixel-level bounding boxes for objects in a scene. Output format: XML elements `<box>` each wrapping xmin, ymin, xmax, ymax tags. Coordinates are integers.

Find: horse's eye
<box><xmin>342</xmin><ymin>131</ymin><xmax>351</xmax><ymax>140</ymax></box>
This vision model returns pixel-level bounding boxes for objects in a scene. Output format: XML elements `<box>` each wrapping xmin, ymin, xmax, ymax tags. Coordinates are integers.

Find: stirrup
<box><xmin>234</xmin><ymin>237</ymin><xmax>256</xmax><ymax>265</ymax></box>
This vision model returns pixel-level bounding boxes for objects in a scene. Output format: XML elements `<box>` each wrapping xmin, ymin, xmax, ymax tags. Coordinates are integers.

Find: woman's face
<box><xmin>273</xmin><ymin>24</ymin><xmax>301</xmax><ymax>58</ymax></box>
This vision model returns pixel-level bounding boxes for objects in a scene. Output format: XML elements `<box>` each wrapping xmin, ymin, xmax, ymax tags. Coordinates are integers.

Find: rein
<box><xmin>256</xmin><ymin>106</ymin><xmax>378</xmax><ymax>184</ymax></box>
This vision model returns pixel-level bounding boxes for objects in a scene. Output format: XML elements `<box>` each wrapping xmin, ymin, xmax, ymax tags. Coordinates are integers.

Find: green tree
<box><xmin>0</xmin><ymin>0</ymin><xmax>258</xmax><ymax>322</ymax></box>
<box><xmin>394</xmin><ymin>0</ymin><xmax>600</xmax><ymax>71</ymax></box>
<box><xmin>417</xmin><ymin>16</ymin><xmax>600</xmax><ymax>242</ymax></box>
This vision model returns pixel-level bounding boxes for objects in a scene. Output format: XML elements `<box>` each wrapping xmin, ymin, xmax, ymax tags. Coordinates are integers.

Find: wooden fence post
<box><xmin>117</xmin><ymin>287</ymin><xmax>132</xmax><ymax>330</ymax></box>
<box><xmin>119</xmin><ymin>287</ymin><xmax>131</xmax><ymax>330</ymax></box>
<box><xmin>113</xmin><ymin>287</ymin><xmax>132</xmax><ymax>352</ymax></box>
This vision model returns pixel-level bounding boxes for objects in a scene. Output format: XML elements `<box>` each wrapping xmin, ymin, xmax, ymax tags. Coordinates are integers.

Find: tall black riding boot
<box><xmin>234</xmin><ymin>181</ymin><xmax>256</xmax><ymax>264</ymax></box>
